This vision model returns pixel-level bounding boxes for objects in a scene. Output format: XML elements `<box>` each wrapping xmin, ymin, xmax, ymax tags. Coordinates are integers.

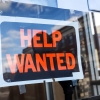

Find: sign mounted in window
<box><xmin>0</xmin><ymin>16</ymin><xmax>83</xmax><ymax>87</ymax></box>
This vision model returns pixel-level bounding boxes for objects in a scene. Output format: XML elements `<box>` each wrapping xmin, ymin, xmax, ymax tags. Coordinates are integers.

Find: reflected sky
<box><xmin>0</xmin><ymin>1</ymin><xmax>83</xmax><ymax>20</ymax></box>
<box><xmin>1</xmin><ymin>22</ymin><xmax>79</xmax><ymax>82</ymax></box>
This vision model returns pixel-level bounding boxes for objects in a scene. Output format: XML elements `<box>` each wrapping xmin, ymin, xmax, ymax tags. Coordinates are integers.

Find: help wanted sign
<box><xmin>0</xmin><ymin>16</ymin><xmax>83</xmax><ymax>87</ymax></box>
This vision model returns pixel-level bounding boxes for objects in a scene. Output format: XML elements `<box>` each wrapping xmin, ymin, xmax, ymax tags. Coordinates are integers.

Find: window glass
<box><xmin>0</xmin><ymin>1</ymin><xmax>99</xmax><ymax>100</ymax></box>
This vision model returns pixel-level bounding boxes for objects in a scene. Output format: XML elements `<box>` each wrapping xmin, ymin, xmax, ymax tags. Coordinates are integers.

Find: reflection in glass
<box><xmin>0</xmin><ymin>1</ymin><xmax>96</xmax><ymax>100</ymax></box>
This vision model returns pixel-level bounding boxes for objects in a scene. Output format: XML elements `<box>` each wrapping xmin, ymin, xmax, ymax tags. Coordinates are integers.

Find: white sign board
<box><xmin>0</xmin><ymin>16</ymin><xmax>83</xmax><ymax>87</ymax></box>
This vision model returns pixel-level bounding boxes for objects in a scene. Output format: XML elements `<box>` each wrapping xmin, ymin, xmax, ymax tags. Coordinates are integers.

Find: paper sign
<box><xmin>0</xmin><ymin>16</ymin><xmax>83</xmax><ymax>87</ymax></box>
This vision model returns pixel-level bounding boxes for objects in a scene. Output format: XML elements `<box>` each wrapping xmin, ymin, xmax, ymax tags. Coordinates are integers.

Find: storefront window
<box><xmin>0</xmin><ymin>1</ymin><xmax>100</xmax><ymax>100</ymax></box>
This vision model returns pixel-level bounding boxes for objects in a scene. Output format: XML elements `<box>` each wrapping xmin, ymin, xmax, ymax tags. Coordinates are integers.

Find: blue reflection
<box><xmin>0</xmin><ymin>1</ymin><xmax>83</xmax><ymax>20</ymax></box>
